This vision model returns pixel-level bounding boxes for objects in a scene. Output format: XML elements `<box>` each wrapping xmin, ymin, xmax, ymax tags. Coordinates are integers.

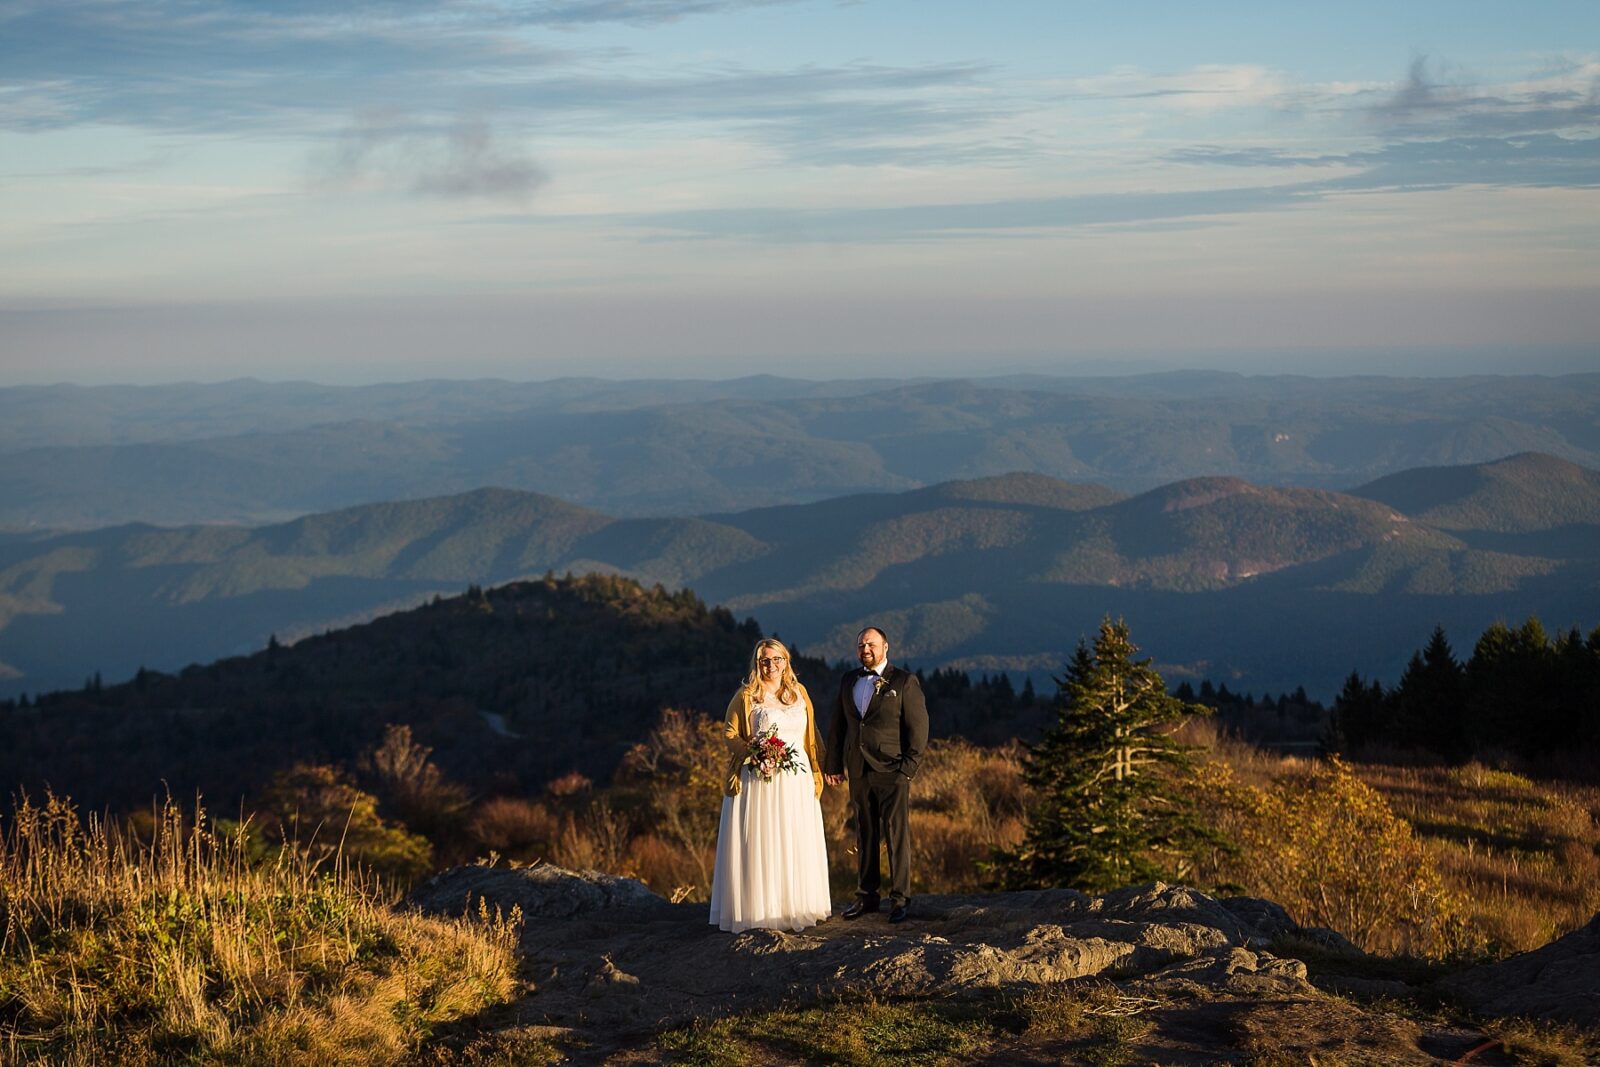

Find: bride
<box><xmin>708</xmin><ymin>638</ymin><xmax>833</xmax><ymax>932</ymax></box>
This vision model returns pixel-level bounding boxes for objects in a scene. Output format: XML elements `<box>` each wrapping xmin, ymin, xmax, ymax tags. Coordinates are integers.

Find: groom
<box><xmin>824</xmin><ymin>626</ymin><xmax>929</xmax><ymax>924</ymax></box>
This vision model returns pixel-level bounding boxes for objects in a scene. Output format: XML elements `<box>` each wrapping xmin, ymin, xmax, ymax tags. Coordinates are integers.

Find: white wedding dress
<box><xmin>708</xmin><ymin>698</ymin><xmax>833</xmax><ymax>932</ymax></box>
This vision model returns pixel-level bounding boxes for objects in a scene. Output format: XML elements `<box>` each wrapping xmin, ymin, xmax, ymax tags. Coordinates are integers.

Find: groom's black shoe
<box><xmin>888</xmin><ymin>902</ymin><xmax>909</xmax><ymax>924</ymax></box>
<box><xmin>841</xmin><ymin>898</ymin><xmax>879</xmax><ymax>920</ymax></box>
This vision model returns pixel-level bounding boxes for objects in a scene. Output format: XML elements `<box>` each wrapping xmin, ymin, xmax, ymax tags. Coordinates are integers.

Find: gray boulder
<box><xmin>1441</xmin><ymin>911</ymin><xmax>1600</xmax><ymax>1028</ymax></box>
<box><xmin>409</xmin><ymin>862</ymin><xmax>670</xmax><ymax>920</ymax></box>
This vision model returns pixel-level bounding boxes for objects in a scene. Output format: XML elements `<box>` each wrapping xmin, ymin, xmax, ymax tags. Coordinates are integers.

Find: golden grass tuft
<box><xmin>1354</xmin><ymin>762</ymin><xmax>1600</xmax><ymax>954</ymax></box>
<box><xmin>1488</xmin><ymin>1017</ymin><xmax>1600</xmax><ymax>1067</ymax></box>
<box><xmin>0</xmin><ymin>793</ymin><xmax>522</xmax><ymax>1065</ymax></box>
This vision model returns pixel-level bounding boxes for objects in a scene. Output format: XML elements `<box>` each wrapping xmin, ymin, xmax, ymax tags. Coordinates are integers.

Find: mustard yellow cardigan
<box><xmin>722</xmin><ymin>683</ymin><xmax>826</xmax><ymax>800</ymax></box>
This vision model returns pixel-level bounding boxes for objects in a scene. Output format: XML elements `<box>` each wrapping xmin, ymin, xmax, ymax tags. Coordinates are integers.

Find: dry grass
<box><xmin>0</xmin><ymin>793</ymin><xmax>522</xmax><ymax>1065</ymax></box>
<box><xmin>906</xmin><ymin>739</ymin><xmax>1027</xmax><ymax>893</ymax></box>
<box><xmin>1487</xmin><ymin>1017</ymin><xmax>1600</xmax><ymax>1066</ymax></box>
<box><xmin>1013</xmin><ymin>978</ymin><xmax>1161</xmax><ymax>1040</ymax></box>
<box><xmin>1180</xmin><ymin>717</ymin><xmax>1600</xmax><ymax>957</ymax></box>
<box><xmin>1356</xmin><ymin>762</ymin><xmax>1600</xmax><ymax>954</ymax></box>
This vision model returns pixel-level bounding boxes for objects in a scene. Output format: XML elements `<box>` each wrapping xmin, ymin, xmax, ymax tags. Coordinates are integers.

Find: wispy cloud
<box><xmin>625</xmin><ymin>128</ymin><xmax>1600</xmax><ymax>243</ymax></box>
<box><xmin>1173</xmin><ymin>133</ymin><xmax>1600</xmax><ymax>187</ymax></box>
<box><xmin>0</xmin><ymin>2</ymin><xmax>571</xmax><ymax>133</ymax></box>
<box><xmin>1370</xmin><ymin>54</ymin><xmax>1600</xmax><ymax>136</ymax></box>
<box><xmin>505</xmin><ymin>0</ymin><xmax>801</xmax><ymax>27</ymax></box>
<box><xmin>1156</xmin><ymin>57</ymin><xmax>1600</xmax><ymax>210</ymax></box>
<box><xmin>0</xmin><ymin>1</ymin><xmax>999</xmax><ymax>167</ymax></box>
<box><xmin>314</xmin><ymin>112</ymin><xmax>547</xmax><ymax>200</ymax></box>
<box><xmin>623</xmin><ymin>183</ymin><xmax>1319</xmax><ymax>243</ymax></box>
<box><xmin>1052</xmin><ymin>64</ymin><xmax>1292</xmax><ymax>111</ymax></box>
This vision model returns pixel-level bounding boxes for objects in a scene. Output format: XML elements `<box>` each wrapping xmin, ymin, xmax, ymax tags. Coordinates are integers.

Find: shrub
<box><xmin>258</xmin><ymin>762</ymin><xmax>434</xmax><ymax>883</ymax></box>
<box><xmin>357</xmin><ymin>723</ymin><xmax>470</xmax><ymax>843</ymax></box>
<box><xmin>613</xmin><ymin>709</ymin><xmax>727</xmax><ymax>893</ymax></box>
<box><xmin>912</xmin><ymin>739</ymin><xmax>1027</xmax><ymax>892</ymax></box>
<box><xmin>1203</xmin><ymin>757</ymin><xmax>1480</xmax><ymax>957</ymax></box>
<box><xmin>465</xmin><ymin>797</ymin><xmax>559</xmax><ymax>863</ymax></box>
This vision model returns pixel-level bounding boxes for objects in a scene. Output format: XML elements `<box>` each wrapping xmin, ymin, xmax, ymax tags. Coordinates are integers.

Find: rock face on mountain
<box><xmin>1441</xmin><ymin>910</ymin><xmax>1600</xmax><ymax>1028</ymax></box>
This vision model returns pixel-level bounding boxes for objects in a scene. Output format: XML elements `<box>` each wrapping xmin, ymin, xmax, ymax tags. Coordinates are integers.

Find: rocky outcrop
<box><xmin>1441</xmin><ymin>910</ymin><xmax>1600</xmax><ymax>1028</ymax></box>
<box><xmin>411</xmin><ymin>862</ymin><xmax>669</xmax><ymax>921</ymax></box>
<box><xmin>410</xmin><ymin>865</ymin><xmax>1321</xmax><ymax>1032</ymax></box>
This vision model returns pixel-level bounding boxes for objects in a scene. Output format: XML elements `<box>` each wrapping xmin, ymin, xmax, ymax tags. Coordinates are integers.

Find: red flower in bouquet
<box><xmin>745</xmin><ymin>728</ymin><xmax>802</xmax><ymax>782</ymax></box>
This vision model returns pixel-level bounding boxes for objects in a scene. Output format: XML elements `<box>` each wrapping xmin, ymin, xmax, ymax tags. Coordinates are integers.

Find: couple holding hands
<box><xmin>708</xmin><ymin>627</ymin><xmax>929</xmax><ymax>933</ymax></box>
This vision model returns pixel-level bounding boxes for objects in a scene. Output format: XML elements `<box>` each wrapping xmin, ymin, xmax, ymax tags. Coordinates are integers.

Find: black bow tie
<box><xmin>860</xmin><ymin>668</ymin><xmax>878</xmax><ymax>678</ymax></box>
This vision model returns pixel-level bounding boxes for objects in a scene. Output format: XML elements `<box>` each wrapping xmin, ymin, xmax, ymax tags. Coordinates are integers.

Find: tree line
<box><xmin>1330</xmin><ymin>618</ymin><xmax>1600</xmax><ymax>765</ymax></box>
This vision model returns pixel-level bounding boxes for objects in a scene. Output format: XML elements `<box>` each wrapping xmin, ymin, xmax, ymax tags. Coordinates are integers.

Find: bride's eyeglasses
<box><xmin>757</xmin><ymin>656</ymin><xmax>787</xmax><ymax>667</ymax></box>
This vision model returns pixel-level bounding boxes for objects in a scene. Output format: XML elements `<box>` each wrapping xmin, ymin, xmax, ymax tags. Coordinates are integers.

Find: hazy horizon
<box><xmin>1</xmin><ymin>338</ymin><xmax>1595</xmax><ymax>389</ymax></box>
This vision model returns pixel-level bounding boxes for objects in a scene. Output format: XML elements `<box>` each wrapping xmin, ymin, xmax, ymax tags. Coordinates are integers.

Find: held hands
<box><xmin>825</xmin><ymin>774</ymin><xmax>844</xmax><ymax>786</ymax></box>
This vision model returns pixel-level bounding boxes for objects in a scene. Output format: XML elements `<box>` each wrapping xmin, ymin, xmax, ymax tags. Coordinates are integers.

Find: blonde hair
<box><xmin>742</xmin><ymin>638</ymin><xmax>800</xmax><ymax>706</ymax></box>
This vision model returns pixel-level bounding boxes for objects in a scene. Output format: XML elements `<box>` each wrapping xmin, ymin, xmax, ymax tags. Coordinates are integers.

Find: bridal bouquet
<box><xmin>744</xmin><ymin>728</ymin><xmax>803</xmax><ymax>782</ymax></box>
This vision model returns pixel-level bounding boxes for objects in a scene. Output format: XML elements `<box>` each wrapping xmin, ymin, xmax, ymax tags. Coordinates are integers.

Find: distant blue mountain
<box><xmin>2</xmin><ymin>373</ymin><xmax>1596</xmax><ymax>529</ymax></box>
<box><xmin>2</xmin><ymin>454</ymin><xmax>1595</xmax><ymax>700</ymax></box>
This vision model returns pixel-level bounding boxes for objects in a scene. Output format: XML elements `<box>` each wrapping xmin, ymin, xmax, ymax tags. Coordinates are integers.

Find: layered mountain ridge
<box><xmin>4</xmin><ymin>373</ymin><xmax>1596</xmax><ymax>529</ymax></box>
<box><xmin>2</xmin><ymin>453</ymin><xmax>1595</xmax><ymax>698</ymax></box>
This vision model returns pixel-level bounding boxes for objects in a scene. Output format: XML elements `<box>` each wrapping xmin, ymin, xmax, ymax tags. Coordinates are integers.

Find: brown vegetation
<box><xmin>0</xmin><ymin>794</ymin><xmax>520</xmax><ymax>1066</ymax></box>
<box><xmin>488</xmin><ymin>716</ymin><xmax>1031</xmax><ymax>904</ymax></box>
<box><xmin>520</xmin><ymin>709</ymin><xmax>1598</xmax><ymax>964</ymax></box>
<box><xmin>6</xmin><ymin>703</ymin><xmax>1598</xmax><ymax>1064</ymax></box>
<box><xmin>1179</xmin><ymin>718</ymin><xmax>1600</xmax><ymax>957</ymax></box>
<box><xmin>1360</xmin><ymin>761</ymin><xmax>1600</xmax><ymax>954</ymax></box>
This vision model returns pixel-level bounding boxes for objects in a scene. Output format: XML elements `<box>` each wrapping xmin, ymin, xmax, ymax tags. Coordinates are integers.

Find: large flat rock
<box><xmin>410</xmin><ymin>865</ymin><xmax>1320</xmax><ymax>1032</ymax></box>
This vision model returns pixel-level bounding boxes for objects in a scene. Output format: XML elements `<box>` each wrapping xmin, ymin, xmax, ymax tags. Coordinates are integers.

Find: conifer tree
<box><xmin>1466</xmin><ymin>617</ymin><xmax>1553</xmax><ymax>751</ymax></box>
<box><xmin>1328</xmin><ymin>670</ymin><xmax>1385</xmax><ymax>752</ymax></box>
<box><xmin>1390</xmin><ymin>627</ymin><xmax>1465</xmax><ymax>756</ymax></box>
<box><xmin>995</xmin><ymin>618</ymin><xmax>1220</xmax><ymax>892</ymax></box>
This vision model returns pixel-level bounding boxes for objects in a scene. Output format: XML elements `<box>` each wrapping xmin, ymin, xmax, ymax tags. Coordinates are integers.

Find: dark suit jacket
<box><xmin>824</xmin><ymin>665</ymin><xmax>930</xmax><ymax>781</ymax></box>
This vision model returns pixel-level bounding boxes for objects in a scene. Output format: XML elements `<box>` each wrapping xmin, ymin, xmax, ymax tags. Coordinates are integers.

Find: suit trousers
<box><xmin>851</xmin><ymin>768</ymin><xmax>911</xmax><ymax>904</ymax></box>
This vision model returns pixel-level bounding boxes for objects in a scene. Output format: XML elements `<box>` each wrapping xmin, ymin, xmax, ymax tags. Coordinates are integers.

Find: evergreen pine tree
<box><xmin>1466</xmin><ymin>617</ymin><xmax>1554</xmax><ymax>753</ymax></box>
<box><xmin>1389</xmin><ymin>627</ymin><xmax>1465</xmax><ymax>757</ymax></box>
<box><xmin>1328</xmin><ymin>670</ymin><xmax>1384</xmax><ymax>752</ymax></box>
<box><xmin>995</xmin><ymin>618</ymin><xmax>1222</xmax><ymax>892</ymax></box>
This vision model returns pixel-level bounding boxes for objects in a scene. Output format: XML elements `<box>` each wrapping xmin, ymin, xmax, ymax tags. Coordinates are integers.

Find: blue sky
<box><xmin>1</xmin><ymin>0</ymin><xmax>1597</xmax><ymax>383</ymax></box>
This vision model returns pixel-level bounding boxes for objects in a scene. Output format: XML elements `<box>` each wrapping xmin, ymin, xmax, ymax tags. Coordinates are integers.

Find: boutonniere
<box><xmin>872</xmin><ymin>676</ymin><xmax>887</xmax><ymax>697</ymax></box>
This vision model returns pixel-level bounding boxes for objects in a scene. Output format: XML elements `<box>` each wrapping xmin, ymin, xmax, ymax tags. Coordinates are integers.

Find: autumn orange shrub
<box><xmin>466</xmin><ymin>796</ymin><xmax>560</xmax><ymax>863</ymax></box>
<box><xmin>1200</xmin><ymin>756</ymin><xmax>1480</xmax><ymax>957</ymax></box>
<box><xmin>549</xmin><ymin>799</ymin><xmax>634</xmax><ymax>874</ymax></box>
